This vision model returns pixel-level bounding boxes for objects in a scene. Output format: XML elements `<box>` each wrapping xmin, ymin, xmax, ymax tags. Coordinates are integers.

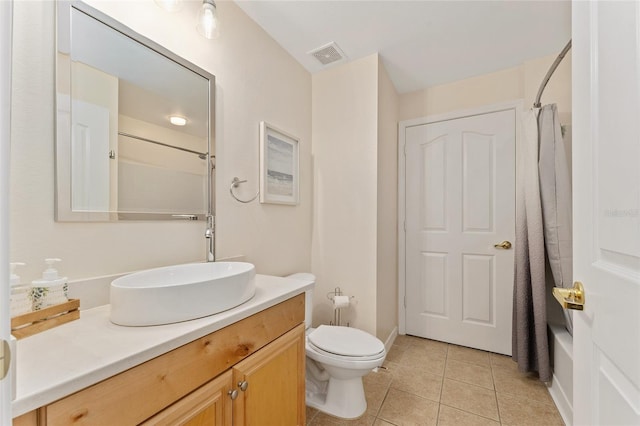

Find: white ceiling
<box><xmin>234</xmin><ymin>0</ymin><xmax>572</xmax><ymax>94</ymax></box>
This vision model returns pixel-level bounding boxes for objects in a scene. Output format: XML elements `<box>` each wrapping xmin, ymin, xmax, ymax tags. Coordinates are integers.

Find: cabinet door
<box><xmin>140</xmin><ymin>371</ymin><xmax>232</xmax><ymax>426</ymax></box>
<box><xmin>232</xmin><ymin>324</ymin><xmax>305</xmax><ymax>426</ymax></box>
<box><xmin>13</xmin><ymin>410</ymin><xmax>40</xmax><ymax>426</ymax></box>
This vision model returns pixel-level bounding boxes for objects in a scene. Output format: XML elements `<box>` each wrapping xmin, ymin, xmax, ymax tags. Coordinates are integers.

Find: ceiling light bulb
<box><xmin>196</xmin><ymin>0</ymin><xmax>220</xmax><ymax>40</ymax></box>
<box><xmin>154</xmin><ymin>0</ymin><xmax>183</xmax><ymax>13</ymax></box>
<box><xmin>169</xmin><ymin>116</ymin><xmax>187</xmax><ymax>126</ymax></box>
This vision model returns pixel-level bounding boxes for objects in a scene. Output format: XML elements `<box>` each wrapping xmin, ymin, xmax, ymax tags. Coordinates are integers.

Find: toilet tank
<box><xmin>286</xmin><ymin>273</ymin><xmax>315</xmax><ymax>329</ymax></box>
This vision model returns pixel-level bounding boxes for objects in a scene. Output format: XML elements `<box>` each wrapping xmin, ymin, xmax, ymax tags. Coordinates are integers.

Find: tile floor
<box><xmin>306</xmin><ymin>335</ymin><xmax>564</xmax><ymax>426</ymax></box>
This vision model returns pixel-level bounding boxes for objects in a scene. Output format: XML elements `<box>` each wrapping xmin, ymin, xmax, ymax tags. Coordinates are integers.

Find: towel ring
<box><xmin>229</xmin><ymin>177</ymin><xmax>259</xmax><ymax>204</ymax></box>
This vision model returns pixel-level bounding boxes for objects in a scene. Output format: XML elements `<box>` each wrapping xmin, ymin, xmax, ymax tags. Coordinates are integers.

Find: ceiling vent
<box><xmin>308</xmin><ymin>42</ymin><xmax>346</xmax><ymax>66</ymax></box>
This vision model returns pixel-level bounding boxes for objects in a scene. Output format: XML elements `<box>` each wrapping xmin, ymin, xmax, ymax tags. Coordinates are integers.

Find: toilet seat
<box><xmin>307</xmin><ymin>325</ymin><xmax>385</xmax><ymax>360</ymax></box>
<box><xmin>307</xmin><ymin>342</ymin><xmax>385</xmax><ymax>362</ymax></box>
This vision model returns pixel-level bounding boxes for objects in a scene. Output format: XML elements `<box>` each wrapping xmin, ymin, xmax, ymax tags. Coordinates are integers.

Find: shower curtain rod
<box><xmin>118</xmin><ymin>131</ymin><xmax>211</xmax><ymax>159</ymax></box>
<box><xmin>533</xmin><ymin>39</ymin><xmax>572</xmax><ymax>108</ymax></box>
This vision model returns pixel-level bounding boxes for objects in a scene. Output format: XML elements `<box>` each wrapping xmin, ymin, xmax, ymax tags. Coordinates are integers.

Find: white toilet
<box><xmin>287</xmin><ymin>273</ymin><xmax>386</xmax><ymax>419</ymax></box>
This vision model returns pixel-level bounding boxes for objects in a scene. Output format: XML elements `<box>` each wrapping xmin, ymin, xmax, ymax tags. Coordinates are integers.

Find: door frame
<box><xmin>397</xmin><ymin>99</ymin><xmax>524</xmax><ymax>335</ymax></box>
<box><xmin>1</xmin><ymin>0</ymin><xmax>12</xmax><ymax>422</ymax></box>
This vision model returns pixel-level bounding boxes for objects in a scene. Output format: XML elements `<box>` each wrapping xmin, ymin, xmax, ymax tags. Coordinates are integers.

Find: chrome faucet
<box><xmin>205</xmin><ymin>214</ymin><xmax>215</xmax><ymax>262</ymax></box>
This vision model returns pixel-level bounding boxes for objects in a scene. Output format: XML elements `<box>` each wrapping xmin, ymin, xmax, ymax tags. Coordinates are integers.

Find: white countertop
<box><xmin>12</xmin><ymin>274</ymin><xmax>313</xmax><ymax>417</ymax></box>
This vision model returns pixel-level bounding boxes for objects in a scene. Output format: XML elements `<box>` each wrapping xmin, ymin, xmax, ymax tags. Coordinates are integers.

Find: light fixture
<box><xmin>169</xmin><ymin>116</ymin><xmax>187</xmax><ymax>126</ymax></box>
<box><xmin>154</xmin><ymin>0</ymin><xmax>183</xmax><ymax>13</ymax></box>
<box><xmin>196</xmin><ymin>0</ymin><xmax>220</xmax><ymax>40</ymax></box>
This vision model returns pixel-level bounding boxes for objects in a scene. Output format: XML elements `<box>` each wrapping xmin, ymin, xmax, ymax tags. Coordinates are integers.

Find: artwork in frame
<box><xmin>259</xmin><ymin>121</ymin><xmax>299</xmax><ymax>205</ymax></box>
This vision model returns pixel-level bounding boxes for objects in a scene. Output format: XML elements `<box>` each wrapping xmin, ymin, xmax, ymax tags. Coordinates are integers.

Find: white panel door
<box><xmin>71</xmin><ymin>99</ymin><xmax>110</xmax><ymax>212</ymax></box>
<box><xmin>405</xmin><ymin>109</ymin><xmax>515</xmax><ymax>355</ymax></box>
<box><xmin>572</xmin><ymin>1</ymin><xmax>640</xmax><ymax>424</ymax></box>
<box><xmin>0</xmin><ymin>1</ymin><xmax>12</xmax><ymax>423</ymax></box>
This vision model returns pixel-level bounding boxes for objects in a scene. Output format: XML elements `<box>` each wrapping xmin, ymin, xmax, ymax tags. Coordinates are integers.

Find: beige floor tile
<box><xmin>445</xmin><ymin>359</ymin><xmax>494</xmax><ymax>390</ymax></box>
<box><xmin>437</xmin><ymin>405</ymin><xmax>500</xmax><ymax>426</ymax></box>
<box><xmin>364</xmin><ymin>366</ymin><xmax>394</xmax><ymax>388</ymax></box>
<box><xmin>378</xmin><ymin>388</ymin><xmax>439</xmax><ymax>425</ymax></box>
<box><xmin>489</xmin><ymin>353</ymin><xmax>518</xmax><ymax>371</ymax></box>
<box><xmin>389</xmin><ymin>362</ymin><xmax>442</xmax><ymax>402</ymax></box>
<box><xmin>382</xmin><ymin>358</ymin><xmax>396</xmax><ymax>370</ymax></box>
<box><xmin>408</xmin><ymin>338</ymin><xmax>449</xmax><ymax>356</ymax></box>
<box><xmin>400</xmin><ymin>346</ymin><xmax>447</xmax><ymax>376</ymax></box>
<box><xmin>447</xmin><ymin>345</ymin><xmax>491</xmax><ymax>367</ymax></box>
<box><xmin>492</xmin><ymin>367</ymin><xmax>553</xmax><ymax>405</ymax></box>
<box><xmin>309</xmin><ymin>412</ymin><xmax>375</xmax><ymax>426</ymax></box>
<box><xmin>385</xmin><ymin>344</ymin><xmax>407</xmax><ymax>364</ymax></box>
<box><xmin>394</xmin><ymin>334</ymin><xmax>424</xmax><ymax>348</ymax></box>
<box><xmin>406</xmin><ymin>342</ymin><xmax>448</xmax><ymax>360</ymax></box>
<box><xmin>363</xmin><ymin>379</ymin><xmax>390</xmax><ymax>417</ymax></box>
<box><xmin>381</xmin><ymin>360</ymin><xmax>400</xmax><ymax>372</ymax></box>
<box><xmin>307</xmin><ymin>406</ymin><xmax>319</xmax><ymax>424</ymax></box>
<box><xmin>440</xmin><ymin>379</ymin><xmax>499</xmax><ymax>421</ymax></box>
<box><xmin>373</xmin><ymin>419</ymin><xmax>395</xmax><ymax>426</ymax></box>
<box><xmin>497</xmin><ymin>392</ymin><xmax>564</xmax><ymax>426</ymax></box>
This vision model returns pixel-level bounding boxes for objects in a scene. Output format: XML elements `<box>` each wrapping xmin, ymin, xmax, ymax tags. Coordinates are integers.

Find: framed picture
<box><xmin>259</xmin><ymin>121</ymin><xmax>299</xmax><ymax>205</ymax></box>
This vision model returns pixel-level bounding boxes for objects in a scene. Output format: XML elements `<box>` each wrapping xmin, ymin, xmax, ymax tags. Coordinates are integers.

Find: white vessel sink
<box><xmin>110</xmin><ymin>262</ymin><xmax>256</xmax><ymax>326</ymax></box>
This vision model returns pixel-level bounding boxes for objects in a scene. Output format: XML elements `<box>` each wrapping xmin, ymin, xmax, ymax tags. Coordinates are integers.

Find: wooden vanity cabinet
<box><xmin>232</xmin><ymin>323</ymin><xmax>305</xmax><ymax>425</ymax></box>
<box><xmin>140</xmin><ymin>370</ymin><xmax>233</xmax><ymax>426</ymax></box>
<box><xmin>25</xmin><ymin>294</ymin><xmax>305</xmax><ymax>426</ymax></box>
<box><xmin>142</xmin><ymin>324</ymin><xmax>305</xmax><ymax>426</ymax></box>
<box><xmin>13</xmin><ymin>410</ymin><xmax>39</xmax><ymax>426</ymax></box>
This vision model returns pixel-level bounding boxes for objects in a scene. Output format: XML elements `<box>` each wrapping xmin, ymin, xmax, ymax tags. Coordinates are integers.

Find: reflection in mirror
<box><xmin>56</xmin><ymin>1</ymin><xmax>215</xmax><ymax>221</ymax></box>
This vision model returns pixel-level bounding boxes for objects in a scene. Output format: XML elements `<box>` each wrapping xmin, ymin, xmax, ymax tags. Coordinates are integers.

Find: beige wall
<box><xmin>311</xmin><ymin>54</ymin><xmax>399</xmax><ymax>340</ymax></box>
<box><xmin>400</xmin><ymin>52</ymin><xmax>571</xmax><ymax>122</ymax></box>
<box><xmin>10</xmin><ymin>0</ymin><xmax>311</xmax><ymax>282</ymax></box>
<box><xmin>311</xmin><ymin>54</ymin><xmax>379</xmax><ymax>335</ymax></box>
<box><xmin>399</xmin><ymin>66</ymin><xmax>523</xmax><ymax>120</ymax></box>
<box><xmin>376</xmin><ymin>60</ymin><xmax>399</xmax><ymax>340</ymax></box>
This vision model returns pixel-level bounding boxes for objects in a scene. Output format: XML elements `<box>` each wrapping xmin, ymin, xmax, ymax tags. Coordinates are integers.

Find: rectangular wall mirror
<box><xmin>56</xmin><ymin>1</ymin><xmax>215</xmax><ymax>221</ymax></box>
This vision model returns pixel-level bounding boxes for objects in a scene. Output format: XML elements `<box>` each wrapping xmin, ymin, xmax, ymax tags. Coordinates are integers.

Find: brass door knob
<box><xmin>494</xmin><ymin>241</ymin><xmax>512</xmax><ymax>249</ymax></box>
<box><xmin>553</xmin><ymin>281</ymin><xmax>585</xmax><ymax>310</ymax></box>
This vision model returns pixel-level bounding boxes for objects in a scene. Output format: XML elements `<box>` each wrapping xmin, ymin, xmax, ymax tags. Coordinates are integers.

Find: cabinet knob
<box><xmin>228</xmin><ymin>389</ymin><xmax>239</xmax><ymax>400</ymax></box>
<box><xmin>238</xmin><ymin>380</ymin><xmax>249</xmax><ymax>391</ymax></box>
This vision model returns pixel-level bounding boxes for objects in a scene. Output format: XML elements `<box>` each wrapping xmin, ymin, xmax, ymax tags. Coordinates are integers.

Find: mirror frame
<box><xmin>55</xmin><ymin>1</ymin><xmax>215</xmax><ymax>222</ymax></box>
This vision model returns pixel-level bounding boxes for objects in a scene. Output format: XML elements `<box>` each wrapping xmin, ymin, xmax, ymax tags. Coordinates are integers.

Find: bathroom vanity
<box><xmin>12</xmin><ymin>275</ymin><xmax>311</xmax><ymax>425</ymax></box>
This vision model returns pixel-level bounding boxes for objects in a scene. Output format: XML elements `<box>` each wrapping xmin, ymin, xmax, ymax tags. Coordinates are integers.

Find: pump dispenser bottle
<box><xmin>10</xmin><ymin>262</ymin><xmax>32</xmax><ymax>316</ymax></box>
<box><xmin>31</xmin><ymin>258</ymin><xmax>69</xmax><ymax>310</ymax></box>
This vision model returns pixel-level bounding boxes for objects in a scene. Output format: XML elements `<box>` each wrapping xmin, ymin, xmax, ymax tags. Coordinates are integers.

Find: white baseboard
<box><xmin>548</xmin><ymin>374</ymin><xmax>573</xmax><ymax>426</ymax></box>
<box><xmin>383</xmin><ymin>326</ymin><xmax>399</xmax><ymax>353</ymax></box>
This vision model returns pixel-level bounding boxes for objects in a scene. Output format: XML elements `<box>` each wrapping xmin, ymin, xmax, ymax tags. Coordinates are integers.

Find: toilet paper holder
<box><xmin>326</xmin><ymin>287</ymin><xmax>354</xmax><ymax>327</ymax></box>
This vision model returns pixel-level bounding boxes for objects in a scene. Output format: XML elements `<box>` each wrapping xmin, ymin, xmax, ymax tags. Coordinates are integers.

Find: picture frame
<box><xmin>259</xmin><ymin>121</ymin><xmax>299</xmax><ymax>205</ymax></box>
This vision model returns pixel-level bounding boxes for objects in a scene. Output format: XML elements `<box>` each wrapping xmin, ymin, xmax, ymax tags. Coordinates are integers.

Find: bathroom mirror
<box><xmin>55</xmin><ymin>1</ymin><xmax>215</xmax><ymax>221</ymax></box>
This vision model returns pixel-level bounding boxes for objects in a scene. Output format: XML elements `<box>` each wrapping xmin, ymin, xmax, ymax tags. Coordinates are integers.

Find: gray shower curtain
<box><xmin>512</xmin><ymin>109</ymin><xmax>550</xmax><ymax>382</ymax></box>
<box><xmin>538</xmin><ymin>104</ymin><xmax>573</xmax><ymax>335</ymax></box>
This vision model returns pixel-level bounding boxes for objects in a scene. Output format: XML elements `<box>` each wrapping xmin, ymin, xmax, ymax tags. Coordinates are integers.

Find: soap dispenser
<box><xmin>31</xmin><ymin>258</ymin><xmax>69</xmax><ymax>310</ymax></box>
<box><xmin>9</xmin><ymin>262</ymin><xmax>32</xmax><ymax>317</ymax></box>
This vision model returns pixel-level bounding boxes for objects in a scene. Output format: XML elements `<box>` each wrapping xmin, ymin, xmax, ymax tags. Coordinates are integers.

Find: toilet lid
<box><xmin>308</xmin><ymin>325</ymin><xmax>385</xmax><ymax>357</ymax></box>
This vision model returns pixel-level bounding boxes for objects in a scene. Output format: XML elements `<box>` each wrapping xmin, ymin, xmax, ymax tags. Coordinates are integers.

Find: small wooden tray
<box><xmin>11</xmin><ymin>299</ymin><xmax>80</xmax><ymax>339</ymax></box>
